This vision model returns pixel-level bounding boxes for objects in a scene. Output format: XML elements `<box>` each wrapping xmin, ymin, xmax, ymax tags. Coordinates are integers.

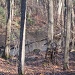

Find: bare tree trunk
<box><xmin>57</xmin><ymin>0</ymin><xmax>63</xmax><ymax>50</ymax></box>
<box><xmin>45</xmin><ymin>0</ymin><xmax>54</xmax><ymax>63</ymax></box>
<box><xmin>48</xmin><ymin>0</ymin><xmax>54</xmax><ymax>43</ymax></box>
<box><xmin>58</xmin><ymin>0</ymin><xmax>62</xmax><ymax>20</ymax></box>
<box><xmin>57</xmin><ymin>0</ymin><xmax>62</xmax><ymax>29</ymax></box>
<box><xmin>71</xmin><ymin>2</ymin><xmax>74</xmax><ymax>49</ymax></box>
<box><xmin>5</xmin><ymin>0</ymin><xmax>11</xmax><ymax>59</ymax></box>
<box><xmin>63</xmin><ymin>0</ymin><xmax>72</xmax><ymax>70</ymax></box>
<box><xmin>18</xmin><ymin>0</ymin><xmax>26</xmax><ymax>75</ymax></box>
<box><xmin>11</xmin><ymin>0</ymin><xmax>14</xmax><ymax>21</ymax></box>
<box><xmin>61</xmin><ymin>0</ymin><xmax>64</xmax><ymax>50</ymax></box>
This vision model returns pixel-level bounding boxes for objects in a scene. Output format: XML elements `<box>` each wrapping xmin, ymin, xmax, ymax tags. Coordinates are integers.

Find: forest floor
<box><xmin>0</xmin><ymin>51</ymin><xmax>75</xmax><ymax>75</ymax></box>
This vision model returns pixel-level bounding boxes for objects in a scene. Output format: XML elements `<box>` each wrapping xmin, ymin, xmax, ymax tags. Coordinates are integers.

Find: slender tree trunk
<box><xmin>57</xmin><ymin>0</ymin><xmax>62</xmax><ymax>30</ymax></box>
<box><xmin>58</xmin><ymin>0</ymin><xmax>62</xmax><ymax>19</ymax></box>
<box><xmin>57</xmin><ymin>0</ymin><xmax>63</xmax><ymax>49</ymax></box>
<box><xmin>18</xmin><ymin>0</ymin><xmax>26</xmax><ymax>75</ymax></box>
<box><xmin>45</xmin><ymin>0</ymin><xmax>54</xmax><ymax>63</ymax></box>
<box><xmin>11</xmin><ymin>0</ymin><xmax>14</xmax><ymax>21</ymax></box>
<box><xmin>63</xmin><ymin>0</ymin><xmax>71</xmax><ymax>70</ymax></box>
<box><xmin>48</xmin><ymin>0</ymin><xmax>54</xmax><ymax>43</ymax></box>
<box><xmin>71</xmin><ymin>2</ymin><xmax>74</xmax><ymax>49</ymax></box>
<box><xmin>61</xmin><ymin>0</ymin><xmax>64</xmax><ymax>50</ymax></box>
<box><xmin>5</xmin><ymin>0</ymin><xmax>11</xmax><ymax>59</ymax></box>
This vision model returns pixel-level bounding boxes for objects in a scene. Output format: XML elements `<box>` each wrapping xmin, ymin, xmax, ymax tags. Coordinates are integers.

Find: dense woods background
<box><xmin>0</xmin><ymin>0</ymin><xmax>75</xmax><ymax>75</ymax></box>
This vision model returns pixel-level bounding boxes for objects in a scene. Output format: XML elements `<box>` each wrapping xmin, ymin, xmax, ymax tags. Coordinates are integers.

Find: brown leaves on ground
<box><xmin>25</xmin><ymin>51</ymin><xmax>75</xmax><ymax>75</ymax></box>
<box><xmin>0</xmin><ymin>58</ymin><xmax>18</xmax><ymax>75</ymax></box>
<box><xmin>0</xmin><ymin>51</ymin><xmax>75</xmax><ymax>75</ymax></box>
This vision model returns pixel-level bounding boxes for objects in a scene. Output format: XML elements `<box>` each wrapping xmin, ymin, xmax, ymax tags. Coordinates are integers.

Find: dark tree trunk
<box><xmin>18</xmin><ymin>0</ymin><xmax>26</xmax><ymax>75</ymax></box>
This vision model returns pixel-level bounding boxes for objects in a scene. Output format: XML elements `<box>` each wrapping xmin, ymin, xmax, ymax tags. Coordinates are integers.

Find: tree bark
<box><xmin>71</xmin><ymin>2</ymin><xmax>74</xmax><ymax>49</ymax></box>
<box><xmin>5</xmin><ymin>0</ymin><xmax>11</xmax><ymax>59</ymax></box>
<box><xmin>18</xmin><ymin>0</ymin><xmax>26</xmax><ymax>75</ymax></box>
<box><xmin>45</xmin><ymin>0</ymin><xmax>54</xmax><ymax>63</ymax></box>
<box><xmin>47</xmin><ymin>0</ymin><xmax>54</xmax><ymax>43</ymax></box>
<box><xmin>61</xmin><ymin>0</ymin><xmax>64</xmax><ymax>50</ymax></box>
<box><xmin>11</xmin><ymin>0</ymin><xmax>14</xmax><ymax>21</ymax></box>
<box><xmin>57</xmin><ymin>0</ymin><xmax>62</xmax><ymax>27</ymax></box>
<box><xmin>63</xmin><ymin>0</ymin><xmax>72</xmax><ymax>70</ymax></box>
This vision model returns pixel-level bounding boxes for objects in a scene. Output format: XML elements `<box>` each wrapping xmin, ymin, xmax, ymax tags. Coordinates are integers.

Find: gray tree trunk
<box><xmin>47</xmin><ymin>0</ymin><xmax>54</xmax><ymax>44</ymax></box>
<box><xmin>71</xmin><ymin>2</ymin><xmax>74</xmax><ymax>49</ymax></box>
<box><xmin>57</xmin><ymin>0</ymin><xmax>62</xmax><ymax>29</ymax></box>
<box><xmin>61</xmin><ymin>0</ymin><xmax>64</xmax><ymax>50</ymax></box>
<box><xmin>18</xmin><ymin>0</ymin><xmax>26</xmax><ymax>75</ymax></box>
<box><xmin>5</xmin><ymin>0</ymin><xmax>11</xmax><ymax>59</ymax></box>
<box><xmin>63</xmin><ymin>0</ymin><xmax>72</xmax><ymax>70</ymax></box>
<box><xmin>11</xmin><ymin>0</ymin><xmax>14</xmax><ymax>21</ymax></box>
